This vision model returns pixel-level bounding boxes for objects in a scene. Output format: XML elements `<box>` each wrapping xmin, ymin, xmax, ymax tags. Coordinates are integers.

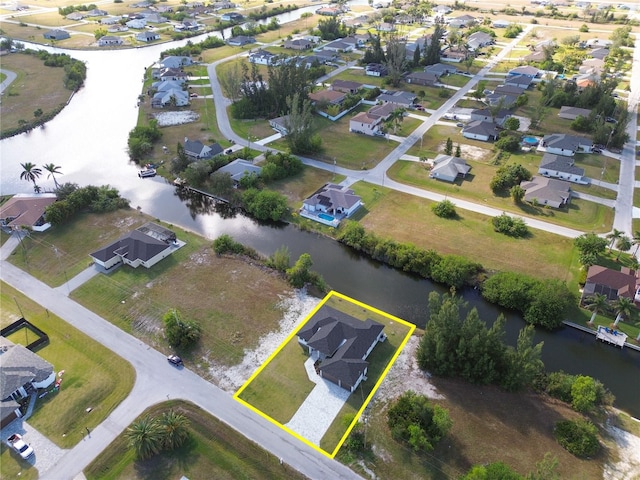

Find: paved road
<box><xmin>0</xmin><ymin>68</ymin><xmax>17</xmax><ymax>94</ymax></box>
<box><xmin>0</xmin><ymin>257</ymin><xmax>362</xmax><ymax>480</ymax></box>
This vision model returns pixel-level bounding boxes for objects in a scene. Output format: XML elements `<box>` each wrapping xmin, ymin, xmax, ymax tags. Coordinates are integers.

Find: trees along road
<box><xmin>0</xmin><ymin>260</ymin><xmax>362</xmax><ymax>480</ymax></box>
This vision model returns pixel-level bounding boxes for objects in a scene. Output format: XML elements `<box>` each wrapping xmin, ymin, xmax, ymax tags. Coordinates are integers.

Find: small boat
<box><xmin>138</xmin><ymin>168</ymin><xmax>156</xmax><ymax>178</ymax></box>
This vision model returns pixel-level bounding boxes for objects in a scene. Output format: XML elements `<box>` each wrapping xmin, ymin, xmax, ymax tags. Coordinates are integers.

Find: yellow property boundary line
<box><xmin>234</xmin><ymin>290</ymin><xmax>416</xmax><ymax>459</ymax></box>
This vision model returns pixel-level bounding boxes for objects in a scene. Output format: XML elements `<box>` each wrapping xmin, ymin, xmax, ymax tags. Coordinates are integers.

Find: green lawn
<box><xmin>349</xmin><ymin>181</ymin><xmax>583</xmax><ymax>288</ymax></box>
<box><xmin>438</xmin><ymin>73</ymin><xmax>472</xmax><ymax>88</ymax></box>
<box><xmin>0</xmin><ymin>282</ymin><xmax>135</xmax><ymax>450</ymax></box>
<box><xmin>237</xmin><ymin>339</ymin><xmax>315</xmax><ymax>424</ymax></box>
<box><xmin>84</xmin><ymin>401</ymin><xmax>307</xmax><ymax>480</ymax></box>
<box><xmin>227</xmin><ymin>108</ymin><xmax>275</xmax><ymax>140</ymax></box>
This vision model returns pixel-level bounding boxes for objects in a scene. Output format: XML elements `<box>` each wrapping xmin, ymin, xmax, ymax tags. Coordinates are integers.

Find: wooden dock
<box><xmin>182</xmin><ymin>186</ymin><xmax>229</xmax><ymax>204</ymax></box>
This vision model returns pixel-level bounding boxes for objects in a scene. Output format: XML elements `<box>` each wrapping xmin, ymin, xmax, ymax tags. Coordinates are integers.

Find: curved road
<box><xmin>0</xmin><ymin>68</ymin><xmax>17</xmax><ymax>94</ymax></box>
<box><xmin>0</xmin><ymin>254</ymin><xmax>362</xmax><ymax>480</ymax></box>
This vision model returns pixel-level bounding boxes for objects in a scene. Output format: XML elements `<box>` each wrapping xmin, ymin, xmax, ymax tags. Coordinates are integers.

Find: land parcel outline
<box><xmin>234</xmin><ymin>290</ymin><xmax>415</xmax><ymax>458</ymax></box>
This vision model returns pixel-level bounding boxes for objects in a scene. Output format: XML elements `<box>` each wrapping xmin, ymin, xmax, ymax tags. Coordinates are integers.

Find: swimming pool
<box><xmin>523</xmin><ymin>137</ymin><xmax>538</xmax><ymax>145</ymax></box>
<box><xmin>318</xmin><ymin>213</ymin><xmax>335</xmax><ymax>222</ymax></box>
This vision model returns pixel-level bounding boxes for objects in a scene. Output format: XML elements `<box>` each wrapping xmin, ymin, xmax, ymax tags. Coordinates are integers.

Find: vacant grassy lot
<box><xmin>345</xmin><ymin>376</ymin><xmax>608</xmax><ymax>479</ymax></box>
<box><xmin>70</xmin><ymin>225</ymin><xmax>293</xmax><ymax>367</ymax></box>
<box><xmin>268</xmin><ymin>166</ymin><xmax>338</xmax><ymax>208</ymax></box>
<box><xmin>0</xmin><ymin>52</ymin><xmax>71</xmax><ymax>136</ymax></box>
<box><xmin>8</xmin><ymin>209</ymin><xmax>150</xmax><ymax>287</ymax></box>
<box><xmin>388</xmin><ymin>155</ymin><xmax>614</xmax><ymax>233</ymax></box>
<box><xmin>0</xmin><ymin>282</ymin><xmax>134</xmax><ymax>449</ymax></box>
<box><xmin>349</xmin><ymin>181</ymin><xmax>582</xmax><ymax>287</ymax></box>
<box><xmin>238</xmin><ymin>293</ymin><xmax>413</xmax><ymax>455</ymax></box>
<box><xmin>84</xmin><ymin>401</ymin><xmax>307</xmax><ymax>480</ymax></box>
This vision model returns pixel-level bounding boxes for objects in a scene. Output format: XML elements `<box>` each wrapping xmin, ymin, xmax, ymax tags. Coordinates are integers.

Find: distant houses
<box><xmin>226</xmin><ymin>35</ymin><xmax>255</xmax><ymax>47</ymax></box>
<box><xmin>43</xmin><ymin>29</ymin><xmax>70</xmax><ymax>41</ymax></box>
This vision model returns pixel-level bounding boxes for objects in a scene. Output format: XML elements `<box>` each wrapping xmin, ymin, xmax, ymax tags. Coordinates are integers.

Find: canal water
<box><xmin>1</xmin><ymin>4</ymin><xmax>638</xmax><ymax>417</ymax></box>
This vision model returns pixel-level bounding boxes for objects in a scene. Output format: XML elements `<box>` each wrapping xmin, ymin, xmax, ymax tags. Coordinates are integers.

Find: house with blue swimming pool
<box><xmin>300</xmin><ymin>184</ymin><xmax>362</xmax><ymax>227</ymax></box>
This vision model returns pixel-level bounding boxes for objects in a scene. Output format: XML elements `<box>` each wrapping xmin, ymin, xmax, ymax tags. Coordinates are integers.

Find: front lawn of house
<box><xmin>0</xmin><ymin>282</ymin><xmax>135</xmax><ymax>449</ymax></box>
<box><xmin>84</xmin><ymin>401</ymin><xmax>307</xmax><ymax>480</ymax></box>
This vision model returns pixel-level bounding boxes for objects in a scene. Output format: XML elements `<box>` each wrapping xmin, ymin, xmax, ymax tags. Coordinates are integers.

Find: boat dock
<box><xmin>595</xmin><ymin>325</ymin><xmax>627</xmax><ymax>349</ymax></box>
<box><xmin>181</xmin><ymin>186</ymin><xmax>229</xmax><ymax>204</ymax></box>
<box><xmin>562</xmin><ymin>321</ymin><xmax>639</xmax><ymax>352</ymax></box>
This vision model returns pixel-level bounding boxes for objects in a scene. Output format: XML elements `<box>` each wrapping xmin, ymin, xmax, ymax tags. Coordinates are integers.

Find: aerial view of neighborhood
<box><xmin>1</xmin><ymin>0</ymin><xmax>640</xmax><ymax>477</ymax></box>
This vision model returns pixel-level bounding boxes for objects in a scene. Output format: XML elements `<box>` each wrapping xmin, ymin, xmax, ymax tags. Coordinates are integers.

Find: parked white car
<box><xmin>8</xmin><ymin>434</ymin><xmax>34</xmax><ymax>459</ymax></box>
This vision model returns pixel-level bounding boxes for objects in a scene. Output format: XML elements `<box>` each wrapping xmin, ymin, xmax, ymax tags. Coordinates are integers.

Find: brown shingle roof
<box><xmin>0</xmin><ymin>194</ymin><xmax>57</xmax><ymax>228</ymax></box>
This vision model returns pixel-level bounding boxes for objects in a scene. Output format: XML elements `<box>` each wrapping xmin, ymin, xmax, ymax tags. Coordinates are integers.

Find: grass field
<box><xmin>0</xmin><ymin>52</ymin><xmax>71</xmax><ymax>136</ymax></box>
<box><xmin>0</xmin><ymin>282</ymin><xmax>135</xmax><ymax>450</ymax></box>
<box><xmin>387</xmin><ymin>159</ymin><xmax>612</xmax><ymax>233</ymax></box>
<box><xmin>7</xmin><ymin>209</ymin><xmax>150</xmax><ymax>287</ymax></box>
<box><xmin>344</xmin><ymin>375</ymin><xmax>609</xmax><ymax>479</ymax></box>
<box><xmin>349</xmin><ymin>181</ymin><xmax>582</xmax><ymax>287</ymax></box>
<box><xmin>84</xmin><ymin>401</ymin><xmax>307</xmax><ymax>480</ymax></box>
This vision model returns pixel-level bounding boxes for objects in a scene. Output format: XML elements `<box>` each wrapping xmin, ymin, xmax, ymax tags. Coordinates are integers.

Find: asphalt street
<box><xmin>0</xmin><ymin>258</ymin><xmax>362</xmax><ymax>480</ymax></box>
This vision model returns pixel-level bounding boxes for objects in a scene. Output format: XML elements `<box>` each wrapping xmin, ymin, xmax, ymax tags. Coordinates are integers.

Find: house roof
<box><xmin>304</xmin><ymin>184</ymin><xmax>361</xmax><ymax>211</ymax></box>
<box><xmin>368</xmin><ymin>102</ymin><xmax>396</xmax><ymax>119</ymax></box>
<box><xmin>585</xmin><ymin>265</ymin><xmax>637</xmax><ymax>300</ymax></box>
<box><xmin>424</xmin><ymin>63</ymin><xmax>455</xmax><ymax>76</ymax></box>
<box><xmin>90</xmin><ymin>223</ymin><xmax>175</xmax><ymax>264</ymax></box>
<box><xmin>590</xmin><ymin>47</ymin><xmax>609</xmax><ymax>59</ymax></box>
<box><xmin>377</xmin><ymin>90</ymin><xmax>416</xmax><ymax>105</ymax></box>
<box><xmin>505</xmin><ymin>74</ymin><xmax>534</xmax><ymax>87</ymax></box>
<box><xmin>216</xmin><ymin>159</ymin><xmax>261</xmax><ymax>182</ymax></box>
<box><xmin>298</xmin><ymin>305</ymin><xmax>384</xmax><ymax>390</ymax></box>
<box><xmin>542</xmin><ymin>133</ymin><xmax>592</xmax><ymax>151</ymax></box>
<box><xmin>463</xmin><ymin>120</ymin><xmax>498</xmax><ymax>138</ymax></box>
<box><xmin>406</xmin><ymin>71</ymin><xmax>439</xmax><ymax>84</ymax></box>
<box><xmin>520</xmin><ymin>176</ymin><xmax>571</xmax><ymax>205</ymax></box>
<box><xmin>332</xmin><ymin>79</ymin><xmax>362</xmax><ymax>91</ymax></box>
<box><xmin>539</xmin><ymin>153</ymin><xmax>585</xmax><ymax>176</ymax></box>
<box><xmin>351</xmin><ymin>111</ymin><xmax>378</xmax><ymax>125</ymax></box>
<box><xmin>0</xmin><ymin>194</ymin><xmax>57</xmax><ymax>228</ymax></box>
<box><xmin>309</xmin><ymin>89</ymin><xmax>345</xmax><ymax>103</ymax></box>
<box><xmin>0</xmin><ymin>337</ymin><xmax>54</xmax><ymax>400</ymax></box>
<box><xmin>183</xmin><ymin>138</ymin><xmax>223</xmax><ymax>158</ymax></box>
<box><xmin>471</xmin><ymin>108</ymin><xmax>510</xmax><ymax>121</ymax></box>
<box><xmin>494</xmin><ymin>84</ymin><xmax>526</xmax><ymax>96</ymax></box>
<box><xmin>431</xmin><ymin>154</ymin><xmax>471</xmax><ymax>179</ymax></box>
<box><xmin>558</xmin><ymin>106</ymin><xmax>592</xmax><ymax>118</ymax></box>
<box><xmin>508</xmin><ymin>65</ymin><xmax>539</xmax><ymax>76</ymax></box>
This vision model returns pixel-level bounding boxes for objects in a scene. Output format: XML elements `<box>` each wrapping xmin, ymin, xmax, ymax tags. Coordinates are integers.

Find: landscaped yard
<box><xmin>0</xmin><ymin>282</ymin><xmax>135</xmax><ymax>449</ymax></box>
<box><xmin>84</xmin><ymin>401</ymin><xmax>307</xmax><ymax>480</ymax></box>
<box><xmin>348</xmin><ymin>181</ymin><xmax>583</xmax><ymax>288</ymax></box>
<box><xmin>236</xmin><ymin>293</ymin><xmax>413</xmax><ymax>456</ymax></box>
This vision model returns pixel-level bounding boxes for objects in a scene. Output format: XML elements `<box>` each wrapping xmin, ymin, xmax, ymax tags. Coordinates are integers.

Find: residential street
<box><xmin>0</xmin><ymin>257</ymin><xmax>362</xmax><ymax>480</ymax></box>
<box><xmin>208</xmin><ymin>24</ymin><xmax>636</xmax><ymax>241</ymax></box>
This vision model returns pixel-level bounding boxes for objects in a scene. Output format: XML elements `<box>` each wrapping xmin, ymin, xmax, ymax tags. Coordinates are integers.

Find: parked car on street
<box><xmin>8</xmin><ymin>434</ymin><xmax>34</xmax><ymax>460</ymax></box>
<box><xmin>167</xmin><ymin>354</ymin><xmax>183</xmax><ymax>366</ymax></box>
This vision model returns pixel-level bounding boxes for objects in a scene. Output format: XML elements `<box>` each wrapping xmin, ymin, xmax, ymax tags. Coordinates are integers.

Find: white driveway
<box><xmin>285</xmin><ymin>357</ymin><xmax>350</xmax><ymax>446</ymax></box>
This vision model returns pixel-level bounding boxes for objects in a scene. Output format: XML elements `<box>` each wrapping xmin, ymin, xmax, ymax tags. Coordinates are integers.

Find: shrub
<box><xmin>241</xmin><ymin>188</ymin><xmax>289</xmax><ymax>221</ymax></box>
<box><xmin>163</xmin><ymin>309</ymin><xmax>202</xmax><ymax>350</ymax></box>
<box><xmin>554</xmin><ymin>419</ymin><xmax>600</xmax><ymax>458</ymax></box>
<box><xmin>492</xmin><ymin>213</ymin><xmax>529</xmax><ymax>237</ymax></box>
<box><xmin>432</xmin><ymin>199</ymin><xmax>457</xmax><ymax>218</ymax></box>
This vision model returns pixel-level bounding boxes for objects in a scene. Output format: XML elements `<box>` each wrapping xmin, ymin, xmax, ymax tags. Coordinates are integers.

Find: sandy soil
<box><xmin>208</xmin><ymin>290</ymin><xmax>319</xmax><ymax>392</ymax></box>
<box><xmin>153</xmin><ymin>111</ymin><xmax>200</xmax><ymax>127</ymax></box>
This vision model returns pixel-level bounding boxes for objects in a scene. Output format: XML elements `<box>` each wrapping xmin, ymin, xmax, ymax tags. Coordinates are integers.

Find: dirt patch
<box><xmin>208</xmin><ymin>290</ymin><xmax>319</xmax><ymax>392</ymax></box>
<box><xmin>153</xmin><ymin>111</ymin><xmax>200</xmax><ymax>127</ymax></box>
<box><xmin>459</xmin><ymin>144</ymin><xmax>493</xmax><ymax>162</ymax></box>
<box><xmin>604</xmin><ymin>422</ymin><xmax>640</xmax><ymax>480</ymax></box>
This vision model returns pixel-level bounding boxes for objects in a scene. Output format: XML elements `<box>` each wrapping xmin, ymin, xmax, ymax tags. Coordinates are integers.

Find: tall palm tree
<box><xmin>612</xmin><ymin>296</ymin><xmax>636</xmax><ymax>326</ymax></box>
<box><xmin>615</xmin><ymin>235</ymin><xmax>632</xmax><ymax>261</ymax></box>
<box><xmin>42</xmin><ymin>163</ymin><xmax>63</xmax><ymax>189</ymax></box>
<box><xmin>125</xmin><ymin>416</ymin><xmax>164</xmax><ymax>460</ymax></box>
<box><xmin>160</xmin><ymin>410</ymin><xmax>190</xmax><ymax>450</ymax></box>
<box><xmin>606</xmin><ymin>229</ymin><xmax>623</xmax><ymax>253</ymax></box>
<box><xmin>631</xmin><ymin>230</ymin><xmax>640</xmax><ymax>255</ymax></box>
<box><xmin>584</xmin><ymin>293</ymin><xmax>609</xmax><ymax>324</ymax></box>
<box><xmin>387</xmin><ymin>108</ymin><xmax>405</xmax><ymax>135</ymax></box>
<box><xmin>19</xmin><ymin>162</ymin><xmax>42</xmax><ymax>192</ymax></box>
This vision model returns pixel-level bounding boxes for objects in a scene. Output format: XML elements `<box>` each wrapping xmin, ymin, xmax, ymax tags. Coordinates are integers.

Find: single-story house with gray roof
<box><xmin>183</xmin><ymin>137</ymin><xmax>223</xmax><ymax>159</ymax></box>
<box><xmin>90</xmin><ymin>222</ymin><xmax>181</xmax><ymax>270</ymax></box>
<box><xmin>406</xmin><ymin>71</ymin><xmax>439</xmax><ymax>87</ymax></box>
<box><xmin>301</xmin><ymin>184</ymin><xmax>362</xmax><ymax>222</ymax></box>
<box><xmin>558</xmin><ymin>106</ymin><xmax>592</xmax><ymax>121</ymax></box>
<box><xmin>216</xmin><ymin>159</ymin><xmax>261</xmax><ymax>185</ymax></box>
<box><xmin>429</xmin><ymin>155</ymin><xmax>471</xmax><ymax>183</ymax></box>
<box><xmin>297</xmin><ymin>305</ymin><xmax>386</xmax><ymax>393</ymax></box>
<box><xmin>538</xmin><ymin>153</ymin><xmax>587</xmax><ymax>184</ymax></box>
<box><xmin>462</xmin><ymin>120</ymin><xmax>499</xmax><ymax>142</ymax></box>
<box><xmin>377</xmin><ymin>90</ymin><xmax>416</xmax><ymax>107</ymax></box>
<box><xmin>520</xmin><ymin>176</ymin><xmax>571</xmax><ymax>208</ymax></box>
<box><xmin>541</xmin><ymin>133</ymin><xmax>593</xmax><ymax>156</ymax></box>
<box><xmin>136</xmin><ymin>31</ymin><xmax>160</xmax><ymax>43</ymax></box>
<box><xmin>43</xmin><ymin>29</ymin><xmax>70</xmax><ymax>40</ymax></box>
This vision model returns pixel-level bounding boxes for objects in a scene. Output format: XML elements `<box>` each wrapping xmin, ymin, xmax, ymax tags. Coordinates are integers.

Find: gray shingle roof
<box><xmin>90</xmin><ymin>224</ymin><xmax>174</xmax><ymax>264</ymax></box>
<box><xmin>0</xmin><ymin>337</ymin><xmax>54</xmax><ymax>399</ymax></box>
<box><xmin>539</xmin><ymin>153</ymin><xmax>585</xmax><ymax>176</ymax></box>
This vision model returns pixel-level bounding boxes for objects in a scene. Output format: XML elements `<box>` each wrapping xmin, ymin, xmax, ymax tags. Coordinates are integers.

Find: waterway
<box><xmin>1</xmin><ymin>4</ymin><xmax>639</xmax><ymax>418</ymax></box>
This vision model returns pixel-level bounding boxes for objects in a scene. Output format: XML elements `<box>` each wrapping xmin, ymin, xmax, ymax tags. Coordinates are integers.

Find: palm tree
<box><xmin>615</xmin><ymin>235</ymin><xmax>632</xmax><ymax>261</ymax></box>
<box><xmin>612</xmin><ymin>296</ymin><xmax>636</xmax><ymax>327</ymax></box>
<box><xmin>631</xmin><ymin>230</ymin><xmax>640</xmax><ymax>255</ymax></box>
<box><xmin>584</xmin><ymin>293</ymin><xmax>609</xmax><ymax>324</ymax></box>
<box><xmin>125</xmin><ymin>416</ymin><xmax>164</xmax><ymax>460</ymax></box>
<box><xmin>160</xmin><ymin>410</ymin><xmax>190</xmax><ymax>450</ymax></box>
<box><xmin>19</xmin><ymin>162</ymin><xmax>42</xmax><ymax>192</ymax></box>
<box><xmin>387</xmin><ymin>108</ymin><xmax>405</xmax><ymax>135</ymax></box>
<box><xmin>42</xmin><ymin>163</ymin><xmax>63</xmax><ymax>189</ymax></box>
<box><xmin>606</xmin><ymin>228</ymin><xmax>623</xmax><ymax>253</ymax></box>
